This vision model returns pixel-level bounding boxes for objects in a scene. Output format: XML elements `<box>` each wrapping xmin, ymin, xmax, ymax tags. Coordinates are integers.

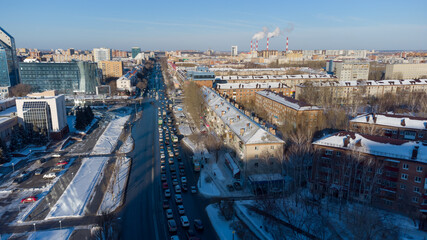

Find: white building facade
<box><xmin>93</xmin><ymin>48</ymin><xmax>112</xmax><ymax>62</ymax></box>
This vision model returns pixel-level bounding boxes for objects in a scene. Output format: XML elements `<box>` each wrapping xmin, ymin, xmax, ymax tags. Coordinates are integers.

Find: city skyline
<box><xmin>1</xmin><ymin>0</ymin><xmax>426</xmax><ymax>51</ymax></box>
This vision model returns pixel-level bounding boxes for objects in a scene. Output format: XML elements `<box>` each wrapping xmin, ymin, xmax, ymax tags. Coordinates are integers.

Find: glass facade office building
<box><xmin>0</xmin><ymin>47</ymin><xmax>9</xmax><ymax>85</ymax></box>
<box><xmin>132</xmin><ymin>47</ymin><xmax>141</xmax><ymax>59</ymax></box>
<box><xmin>0</xmin><ymin>26</ymin><xmax>20</xmax><ymax>87</ymax></box>
<box><xmin>19</xmin><ymin>61</ymin><xmax>101</xmax><ymax>94</ymax></box>
<box><xmin>22</xmin><ymin>101</ymin><xmax>53</xmax><ymax>133</ymax></box>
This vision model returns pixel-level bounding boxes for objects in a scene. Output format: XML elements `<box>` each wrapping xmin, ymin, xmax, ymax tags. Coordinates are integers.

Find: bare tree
<box><xmin>10</xmin><ymin>84</ymin><xmax>32</xmax><ymax>97</ymax></box>
<box><xmin>183</xmin><ymin>81</ymin><xmax>205</xmax><ymax>130</ymax></box>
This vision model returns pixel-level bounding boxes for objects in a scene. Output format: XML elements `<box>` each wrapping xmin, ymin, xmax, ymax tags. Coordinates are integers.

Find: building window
<box><xmin>255</xmin><ymin>154</ymin><xmax>259</xmax><ymax>159</ymax></box>
<box><xmin>419</xmin><ymin>133</ymin><xmax>424</xmax><ymax>138</ymax></box>
<box><xmin>336</xmin><ymin>151</ymin><xmax>341</xmax><ymax>157</ymax></box>
<box><xmin>417</xmin><ymin>166</ymin><xmax>423</xmax><ymax>172</ymax></box>
<box><xmin>270</xmin><ymin>146</ymin><xmax>274</xmax><ymax>150</ymax></box>
<box><xmin>412</xmin><ymin>197</ymin><xmax>419</xmax><ymax>203</ymax></box>
<box><xmin>254</xmin><ymin>146</ymin><xmax>258</xmax><ymax>150</ymax></box>
<box><xmin>402</xmin><ymin>164</ymin><xmax>409</xmax><ymax>170</ymax></box>
<box><xmin>415</xmin><ymin>177</ymin><xmax>422</xmax><ymax>183</ymax></box>
<box><xmin>325</xmin><ymin>150</ymin><xmax>333</xmax><ymax>156</ymax></box>
<box><xmin>415</xmin><ymin>187</ymin><xmax>420</xmax><ymax>193</ymax></box>
<box><xmin>400</xmin><ymin>184</ymin><xmax>406</xmax><ymax>190</ymax></box>
<box><xmin>401</xmin><ymin>174</ymin><xmax>408</xmax><ymax>180</ymax></box>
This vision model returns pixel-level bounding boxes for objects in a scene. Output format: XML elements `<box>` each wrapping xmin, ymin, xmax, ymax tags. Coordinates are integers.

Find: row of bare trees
<box><xmin>183</xmin><ymin>81</ymin><xmax>205</xmax><ymax>130</ymax></box>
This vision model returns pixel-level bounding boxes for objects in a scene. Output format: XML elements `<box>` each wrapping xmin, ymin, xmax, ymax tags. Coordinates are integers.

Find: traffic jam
<box><xmin>156</xmin><ymin>90</ymin><xmax>204</xmax><ymax>240</ymax></box>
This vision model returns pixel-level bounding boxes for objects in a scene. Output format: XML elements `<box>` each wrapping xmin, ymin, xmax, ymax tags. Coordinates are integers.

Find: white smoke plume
<box><xmin>267</xmin><ymin>27</ymin><xmax>281</xmax><ymax>38</ymax></box>
<box><xmin>252</xmin><ymin>27</ymin><xmax>268</xmax><ymax>40</ymax></box>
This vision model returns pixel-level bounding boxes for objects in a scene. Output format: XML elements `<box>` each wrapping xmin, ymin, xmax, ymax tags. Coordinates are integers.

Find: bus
<box><xmin>158</xmin><ymin>117</ymin><xmax>163</xmax><ymax>125</ymax></box>
<box><xmin>172</xmin><ymin>135</ymin><xmax>178</xmax><ymax>143</ymax></box>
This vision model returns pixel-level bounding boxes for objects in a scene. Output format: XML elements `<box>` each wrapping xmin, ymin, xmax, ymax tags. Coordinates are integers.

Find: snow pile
<box><xmin>118</xmin><ymin>135</ymin><xmax>134</xmax><ymax>154</ymax></box>
<box><xmin>198</xmin><ymin>169</ymin><xmax>220</xmax><ymax>197</ymax></box>
<box><xmin>27</xmin><ymin>228</ymin><xmax>73</xmax><ymax>240</ymax></box>
<box><xmin>98</xmin><ymin>157</ymin><xmax>131</xmax><ymax>214</ymax></box>
<box><xmin>91</xmin><ymin>115</ymin><xmax>130</xmax><ymax>155</ymax></box>
<box><xmin>206</xmin><ymin>204</ymin><xmax>240</xmax><ymax>240</ymax></box>
<box><xmin>46</xmin><ymin>157</ymin><xmax>108</xmax><ymax>219</ymax></box>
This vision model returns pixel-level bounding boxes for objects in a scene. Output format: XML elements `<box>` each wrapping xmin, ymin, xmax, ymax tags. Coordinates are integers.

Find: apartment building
<box><xmin>16</xmin><ymin>91</ymin><xmax>68</xmax><ymax>139</ymax></box>
<box><xmin>295</xmin><ymin>79</ymin><xmax>427</xmax><ymax>105</ymax></box>
<box><xmin>385</xmin><ymin>64</ymin><xmax>427</xmax><ymax>80</ymax></box>
<box><xmin>215</xmin><ymin>74</ymin><xmax>335</xmax><ymax>89</ymax></box>
<box><xmin>255</xmin><ymin>90</ymin><xmax>323</xmax><ymax>131</ymax></box>
<box><xmin>93</xmin><ymin>48</ymin><xmax>112</xmax><ymax>62</ymax></box>
<box><xmin>351</xmin><ymin>113</ymin><xmax>427</xmax><ymax>142</ymax></box>
<box><xmin>187</xmin><ymin>66</ymin><xmax>215</xmax><ymax>88</ymax></box>
<box><xmin>202</xmin><ymin>87</ymin><xmax>285</xmax><ymax>176</ymax></box>
<box><xmin>98</xmin><ymin>61</ymin><xmax>123</xmax><ymax>79</ymax></box>
<box><xmin>334</xmin><ymin>61</ymin><xmax>369</xmax><ymax>81</ymax></box>
<box><xmin>215</xmin><ymin>82</ymin><xmax>291</xmax><ymax>103</ymax></box>
<box><xmin>312</xmin><ymin>131</ymin><xmax>427</xmax><ymax>220</ymax></box>
<box><xmin>116</xmin><ymin>68</ymin><xmax>138</xmax><ymax>92</ymax></box>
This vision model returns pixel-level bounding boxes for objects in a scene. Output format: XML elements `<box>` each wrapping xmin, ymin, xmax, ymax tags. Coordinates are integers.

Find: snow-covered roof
<box><xmin>298</xmin><ymin>79</ymin><xmax>427</xmax><ymax>87</ymax></box>
<box><xmin>256</xmin><ymin>91</ymin><xmax>322</xmax><ymax>111</ymax></box>
<box><xmin>313</xmin><ymin>131</ymin><xmax>427</xmax><ymax>163</ymax></box>
<box><xmin>216</xmin><ymin>82</ymin><xmax>289</xmax><ymax>90</ymax></box>
<box><xmin>248</xmin><ymin>173</ymin><xmax>284</xmax><ymax>182</ymax></box>
<box><xmin>216</xmin><ymin>74</ymin><xmax>333</xmax><ymax>81</ymax></box>
<box><xmin>351</xmin><ymin>114</ymin><xmax>427</xmax><ymax>130</ymax></box>
<box><xmin>210</xmin><ymin>68</ymin><xmax>288</xmax><ymax>72</ymax></box>
<box><xmin>202</xmin><ymin>87</ymin><xmax>284</xmax><ymax>145</ymax></box>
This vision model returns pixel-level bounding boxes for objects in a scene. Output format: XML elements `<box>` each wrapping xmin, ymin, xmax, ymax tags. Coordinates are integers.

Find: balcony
<box><xmin>384</xmin><ymin>165</ymin><xmax>399</xmax><ymax>172</ymax></box>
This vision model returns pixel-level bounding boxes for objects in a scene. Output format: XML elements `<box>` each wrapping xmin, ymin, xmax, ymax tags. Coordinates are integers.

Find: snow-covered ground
<box><xmin>27</xmin><ymin>228</ymin><xmax>73</xmax><ymax>240</ymax></box>
<box><xmin>118</xmin><ymin>135</ymin><xmax>134</xmax><ymax>154</ymax></box>
<box><xmin>206</xmin><ymin>204</ymin><xmax>240</xmax><ymax>240</ymax></box>
<box><xmin>234</xmin><ymin>201</ymin><xmax>275</xmax><ymax>240</ymax></box>
<box><xmin>46</xmin><ymin>157</ymin><xmax>108</xmax><ymax>219</ymax></box>
<box><xmin>98</xmin><ymin>157</ymin><xmax>131</xmax><ymax>214</ymax></box>
<box><xmin>178</xmin><ymin>124</ymin><xmax>192</xmax><ymax>136</ymax></box>
<box><xmin>198</xmin><ymin>169</ymin><xmax>220</xmax><ymax>197</ymax></box>
<box><xmin>91</xmin><ymin>115</ymin><xmax>130</xmax><ymax>155</ymax></box>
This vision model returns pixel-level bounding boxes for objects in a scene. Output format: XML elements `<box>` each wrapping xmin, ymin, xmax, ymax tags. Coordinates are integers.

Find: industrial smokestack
<box><xmin>267</xmin><ymin>37</ymin><xmax>269</xmax><ymax>51</ymax></box>
<box><xmin>250</xmin><ymin>40</ymin><xmax>253</xmax><ymax>52</ymax></box>
<box><xmin>286</xmin><ymin>37</ymin><xmax>289</xmax><ymax>52</ymax></box>
<box><xmin>256</xmin><ymin>41</ymin><xmax>258</xmax><ymax>51</ymax></box>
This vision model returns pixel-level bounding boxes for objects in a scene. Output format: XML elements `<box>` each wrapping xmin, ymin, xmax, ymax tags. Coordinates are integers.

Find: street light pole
<box><xmin>33</xmin><ymin>223</ymin><xmax>36</xmax><ymax>232</ymax></box>
<box><xmin>12</xmin><ymin>163</ymin><xmax>14</xmax><ymax>172</ymax></box>
<box><xmin>232</xmin><ymin>230</ymin><xmax>235</xmax><ymax>240</ymax></box>
<box><xmin>59</xmin><ymin>220</ymin><xmax>62</xmax><ymax>230</ymax></box>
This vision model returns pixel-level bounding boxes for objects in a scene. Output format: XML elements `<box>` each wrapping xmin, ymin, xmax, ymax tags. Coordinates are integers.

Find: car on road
<box><xmin>34</xmin><ymin>168</ymin><xmax>44</xmax><ymax>176</ymax></box>
<box><xmin>164</xmin><ymin>189</ymin><xmax>171</xmax><ymax>198</ymax></box>
<box><xmin>178</xmin><ymin>162</ymin><xmax>185</xmax><ymax>169</ymax></box>
<box><xmin>186</xmin><ymin>229</ymin><xmax>200</xmax><ymax>240</ymax></box>
<box><xmin>178</xmin><ymin>205</ymin><xmax>185</xmax><ymax>215</ymax></box>
<box><xmin>21</xmin><ymin>196</ymin><xmax>37</xmax><ymax>203</ymax></box>
<box><xmin>161</xmin><ymin>174</ymin><xmax>167</xmax><ymax>181</ymax></box>
<box><xmin>172</xmin><ymin>179</ymin><xmax>179</xmax><ymax>186</ymax></box>
<box><xmin>168</xmin><ymin>151</ymin><xmax>174</xmax><ymax>158</ymax></box>
<box><xmin>177</xmin><ymin>156</ymin><xmax>182</xmax><ymax>162</ymax></box>
<box><xmin>181</xmin><ymin>177</ymin><xmax>187</xmax><ymax>184</ymax></box>
<box><xmin>163</xmin><ymin>200</ymin><xmax>169</xmax><ymax>209</ymax></box>
<box><xmin>166</xmin><ymin>208</ymin><xmax>174</xmax><ymax>219</ymax></box>
<box><xmin>168</xmin><ymin>158</ymin><xmax>174</xmax><ymax>165</ymax></box>
<box><xmin>171</xmin><ymin>173</ymin><xmax>177</xmax><ymax>179</ymax></box>
<box><xmin>51</xmin><ymin>166</ymin><xmax>64</xmax><ymax>172</ymax></box>
<box><xmin>171</xmin><ymin>235</ymin><xmax>180</xmax><ymax>240</ymax></box>
<box><xmin>170</xmin><ymin>166</ymin><xmax>176</xmax><ymax>172</ymax></box>
<box><xmin>180</xmin><ymin>216</ymin><xmax>190</xmax><ymax>228</ymax></box>
<box><xmin>191</xmin><ymin>186</ymin><xmax>197</xmax><ymax>194</ymax></box>
<box><xmin>161</xmin><ymin>168</ymin><xmax>166</xmax><ymax>174</ymax></box>
<box><xmin>174</xmin><ymin>194</ymin><xmax>182</xmax><ymax>203</ymax></box>
<box><xmin>162</xmin><ymin>182</ymin><xmax>169</xmax><ymax>189</ymax></box>
<box><xmin>227</xmin><ymin>184</ymin><xmax>234</xmax><ymax>192</ymax></box>
<box><xmin>179</xmin><ymin>169</ymin><xmax>185</xmax><ymax>176</ymax></box>
<box><xmin>233</xmin><ymin>182</ymin><xmax>242</xmax><ymax>191</ymax></box>
<box><xmin>175</xmin><ymin>185</ymin><xmax>181</xmax><ymax>193</ymax></box>
<box><xmin>168</xmin><ymin>219</ymin><xmax>177</xmax><ymax>233</ymax></box>
<box><xmin>194</xmin><ymin>219</ymin><xmax>204</xmax><ymax>231</ymax></box>
<box><xmin>43</xmin><ymin>172</ymin><xmax>57</xmax><ymax>179</ymax></box>
<box><xmin>160</xmin><ymin>153</ymin><xmax>165</xmax><ymax>159</ymax></box>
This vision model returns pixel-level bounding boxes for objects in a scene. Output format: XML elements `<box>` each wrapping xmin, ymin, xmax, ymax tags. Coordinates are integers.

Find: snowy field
<box><xmin>46</xmin><ymin>157</ymin><xmax>108</xmax><ymax>219</ymax></box>
<box><xmin>206</xmin><ymin>204</ymin><xmax>240</xmax><ymax>240</ymax></box>
<box><xmin>98</xmin><ymin>157</ymin><xmax>131</xmax><ymax>214</ymax></box>
<box><xmin>27</xmin><ymin>228</ymin><xmax>73</xmax><ymax>240</ymax></box>
<box><xmin>91</xmin><ymin>115</ymin><xmax>130</xmax><ymax>155</ymax></box>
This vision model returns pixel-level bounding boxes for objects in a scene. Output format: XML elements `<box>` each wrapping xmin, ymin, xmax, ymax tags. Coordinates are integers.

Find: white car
<box><xmin>166</xmin><ymin>209</ymin><xmax>173</xmax><ymax>219</ymax></box>
<box><xmin>180</xmin><ymin>215</ymin><xmax>190</xmax><ymax>227</ymax></box>
<box><xmin>181</xmin><ymin>177</ymin><xmax>187</xmax><ymax>184</ymax></box>
<box><xmin>175</xmin><ymin>185</ymin><xmax>181</xmax><ymax>193</ymax></box>
<box><xmin>175</xmin><ymin>194</ymin><xmax>182</xmax><ymax>203</ymax></box>
<box><xmin>43</xmin><ymin>172</ymin><xmax>56</xmax><ymax>179</ymax></box>
<box><xmin>171</xmin><ymin>236</ymin><xmax>180</xmax><ymax>240</ymax></box>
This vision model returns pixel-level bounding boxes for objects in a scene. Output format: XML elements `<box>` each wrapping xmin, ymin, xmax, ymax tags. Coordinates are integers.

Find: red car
<box><xmin>21</xmin><ymin>196</ymin><xmax>37</xmax><ymax>203</ymax></box>
<box><xmin>56</xmin><ymin>161</ymin><xmax>68</xmax><ymax>166</ymax></box>
<box><xmin>162</xmin><ymin>182</ymin><xmax>169</xmax><ymax>189</ymax></box>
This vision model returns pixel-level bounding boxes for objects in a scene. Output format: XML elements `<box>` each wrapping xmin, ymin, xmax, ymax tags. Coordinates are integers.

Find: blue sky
<box><xmin>1</xmin><ymin>0</ymin><xmax>426</xmax><ymax>51</ymax></box>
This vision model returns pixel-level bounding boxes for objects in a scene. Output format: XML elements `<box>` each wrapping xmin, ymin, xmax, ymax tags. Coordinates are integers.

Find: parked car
<box><xmin>162</xmin><ymin>182</ymin><xmax>169</xmax><ymax>189</ymax></box>
<box><xmin>21</xmin><ymin>196</ymin><xmax>37</xmax><ymax>203</ymax></box>
<box><xmin>166</xmin><ymin>209</ymin><xmax>174</xmax><ymax>219</ymax></box>
<box><xmin>171</xmin><ymin>235</ymin><xmax>180</xmax><ymax>240</ymax></box>
<box><xmin>163</xmin><ymin>200</ymin><xmax>169</xmax><ymax>209</ymax></box>
<box><xmin>161</xmin><ymin>174</ymin><xmax>167</xmax><ymax>182</ymax></box>
<box><xmin>43</xmin><ymin>172</ymin><xmax>57</xmax><ymax>179</ymax></box>
<box><xmin>182</xmin><ymin>183</ymin><xmax>188</xmax><ymax>192</ymax></box>
<box><xmin>177</xmin><ymin>204</ymin><xmax>185</xmax><ymax>215</ymax></box>
<box><xmin>165</xmin><ymin>189</ymin><xmax>171</xmax><ymax>198</ymax></box>
<box><xmin>186</xmin><ymin>229</ymin><xmax>200</xmax><ymax>240</ymax></box>
<box><xmin>175</xmin><ymin>185</ymin><xmax>181</xmax><ymax>193</ymax></box>
<box><xmin>34</xmin><ymin>168</ymin><xmax>44</xmax><ymax>176</ymax></box>
<box><xmin>172</xmin><ymin>179</ymin><xmax>179</xmax><ymax>186</ymax></box>
<box><xmin>191</xmin><ymin>186</ymin><xmax>197</xmax><ymax>194</ymax></box>
<box><xmin>175</xmin><ymin>194</ymin><xmax>183</xmax><ymax>203</ymax></box>
<box><xmin>52</xmin><ymin>166</ymin><xmax>64</xmax><ymax>172</ymax></box>
<box><xmin>181</xmin><ymin>177</ymin><xmax>187</xmax><ymax>184</ymax></box>
<box><xmin>168</xmin><ymin>219</ymin><xmax>177</xmax><ymax>233</ymax></box>
<box><xmin>180</xmin><ymin>216</ymin><xmax>190</xmax><ymax>228</ymax></box>
<box><xmin>179</xmin><ymin>169</ymin><xmax>185</xmax><ymax>176</ymax></box>
<box><xmin>170</xmin><ymin>166</ymin><xmax>176</xmax><ymax>172</ymax></box>
<box><xmin>194</xmin><ymin>219</ymin><xmax>204</xmax><ymax>231</ymax></box>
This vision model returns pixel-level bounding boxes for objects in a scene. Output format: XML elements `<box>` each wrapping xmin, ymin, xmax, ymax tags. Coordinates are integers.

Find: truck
<box><xmin>172</xmin><ymin>135</ymin><xmax>178</xmax><ymax>143</ymax></box>
<box><xmin>158</xmin><ymin>117</ymin><xmax>163</xmax><ymax>125</ymax></box>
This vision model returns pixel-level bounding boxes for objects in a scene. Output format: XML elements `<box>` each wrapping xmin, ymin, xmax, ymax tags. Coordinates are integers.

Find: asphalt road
<box><xmin>119</xmin><ymin>65</ymin><xmax>218</xmax><ymax>240</ymax></box>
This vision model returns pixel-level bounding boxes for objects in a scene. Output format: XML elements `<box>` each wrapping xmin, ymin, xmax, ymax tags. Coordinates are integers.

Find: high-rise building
<box><xmin>0</xmin><ymin>26</ymin><xmax>20</xmax><ymax>87</ymax></box>
<box><xmin>132</xmin><ymin>47</ymin><xmax>141</xmax><ymax>59</ymax></box>
<box><xmin>16</xmin><ymin>91</ymin><xmax>68</xmax><ymax>139</ymax></box>
<box><xmin>98</xmin><ymin>61</ymin><xmax>123</xmax><ymax>79</ymax></box>
<box><xmin>93</xmin><ymin>48</ymin><xmax>111</xmax><ymax>62</ymax></box>
<box><xmin>334</xmin><ymin>61</ymin><xmax>369</xmax><ymax>81</ymax></box>
<box><xmin>385</xmin><ymin>63</ymin><xmax>427</xmax><ymax>80</ymax></box>
<box><xmin>19</xmin><ymin>62</ymin><xmax>101</xmax><ymax>94</ymax></box>
<box><xmin>231</xmin><ymin>46</ymin><xmax>238</xmax><ymax>57</ymax></box>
